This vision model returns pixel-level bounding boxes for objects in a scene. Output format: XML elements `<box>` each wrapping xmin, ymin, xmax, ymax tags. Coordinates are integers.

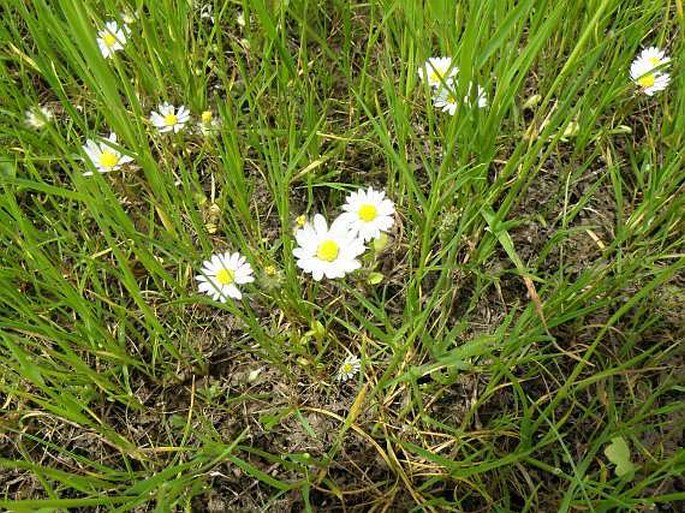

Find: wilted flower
<box><xmin>25</xmin><ymin>106</ymin><xmax>54</xmax><ymax>130</ymax></box>
<box><xmin>198</xmin><ymin>109</ymin><xmax>220</xmax><ymax>135</ymax></box>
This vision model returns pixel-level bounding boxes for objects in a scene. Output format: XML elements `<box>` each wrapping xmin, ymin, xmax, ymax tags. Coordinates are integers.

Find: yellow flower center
<box><xmin>358</xmin><ymin>203</ymin><xmax>378</xmax><ymax>222</ymax></box>
<box><xmin>164</xmin><ymin>113</ymin><xmax>178</xmax><ymax>126</ymax></box>
<box><xmin>103</xmin><ymin>33</ymin><xmax>118</xmax><ymax>48</ymax></box>
<box><xmin>98</xmin><ymin>150</ymin><xmax>119</xmax><ymax>168</ymax></box>
<box><xmin>316</xmin><ymin>239</ymin><xmax>339</xmax><ymax>262</ymax></box>
<box><xmin>648</xmin><ymin>56</ymin><xmax>661</xmax><ymax>67</ymax></box>
<box><xmin>637</xmin><ymin>73</ymin><xmax>655</xmax><ymax>88</ymax></box>
<box><xmin>341</xmin><ymin>363</ymin><xmax>353</xmax><ymax>373</ymax></box>
<box><xmin>201</xmin><ymin>110</ymin><xmax>213</xmax><ymax>124</ymax></box>
<box><xmin>428</xmin><ymin>69</ymin><xmax>443</xmax><ymax>83</ymax></box>
<box><xmin>215</xmin><ymin>268</ymin><xmax>235</xmax><ymax>285</ymax></box>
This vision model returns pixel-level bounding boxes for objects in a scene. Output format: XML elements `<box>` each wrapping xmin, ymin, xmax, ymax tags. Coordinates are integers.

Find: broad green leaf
<box><xmin>604</xmin><ymin>436</ymin><xmax>636</xmax><ymax>477</ymax></box>
<box><xmin>367</xmin><ymin>271</ymin><xmax>384</xmax><ymax>285</ymax></box>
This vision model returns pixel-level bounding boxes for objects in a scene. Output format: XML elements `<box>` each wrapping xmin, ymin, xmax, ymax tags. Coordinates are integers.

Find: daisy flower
<box><xmin>632</xmin><ymin>46</ymin><xmax>670</xmax><ymax>74</ymax></box>
<box><xmin>336</xmin><ymin>355</ymin><xmax>361</xmax><ymax>382</ymax></box>
<box><xmin>293</xmin><ymin>214</ymin><xmax>366</xmax><ymax>281</ymax></box>
<box><xmin>25</xmin><ymin>105</ymin><xmax>53</xmax><ymax>130</ymax></box>
<box><xmin>82</xmin><ymin>133</ymin><xmax>134</xmax><ymax>176</ymax></box>
<box><xmin>150</xmin><ymin>102</ymin><xmax>191</xmax><ymax>133</ymax></box>
<box><xmin>338</xmin><ymin>187</ymin><xmax>395</xmax><ymax>242</ymax></box>
<box><xmin>196</xmin><ymin>251</ymin><xmax>255</xmax><ymax>302</ymax></box>
<box><xmin>97</xmin><ymin>21</ymin><xmax>129</xmax><ymax>59</ymax></box>
<box><xmin>433</xmin><ymin>85</ymin><xmax>459</xmax><ymax>115</ymax></box>
<box><xmin>630</xmin><ymin>46</ymin><xmax>671</xmax><ymax>96</ymax></box>
<box><xmin>198</xmin><ymin>109</ymin><xmax>220</xmax><ymax>135</ymax></box>
<box><xmin>631</xmin><ymin>69</ymin><xmax>671</xmax><ymax>96</ymax></box>
<box><xmin>434</xmin><ymin>82</ymin><xmax>487</xmax><ymax>115</ymax></box>
<box><xmin>418</xmin><ymin>57</ymin><xmax>458</xmax><ymax>88</ymax></box>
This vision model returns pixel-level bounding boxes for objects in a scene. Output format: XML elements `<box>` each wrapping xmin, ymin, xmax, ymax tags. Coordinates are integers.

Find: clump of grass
<box><xmin>1</xmin><ymin>0</ymin><xmax>683</xmax><ymax>511</ymax></box>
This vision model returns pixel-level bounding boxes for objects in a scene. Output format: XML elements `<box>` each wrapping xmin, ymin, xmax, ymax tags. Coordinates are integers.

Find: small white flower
<box><xmin>196</xmin><ymin>251</ymin><xmax>255</xmax><ymax>302</ymax></box>
<box><xmin>631</xmin><ymin>70</ymin><xmax>671</xmax><ymax>96</ymax></box>
<box><xmin>631</xmin><ymin>46</ymin><xmax>670</xmax><ymax>75</ymax></box>
<box><xmin>630</xmin><ymin>46</ymin><xmax>671</xmax><ymax>96</ymax></box>
<box><xmin>198</xmin><ymin>3</ymin><xmax>215</xmax><ymax>23</ymax></box>
<box><xmin>293</xmin><ymin>214</ymin><xmax>366</xmax><ymax>281</ymax></box>
<box><xmin>434</xmin><ymin>82</ymin><xmax>487</xmax><ymax>115</ymax></box>
<box><xmin>433</xmin><ymin>85</ymin><xmax>459</xmax><ymax>115</ymax></box>
<box><xmin>82</xmin><ymin>133</ymin><xmax>134</xmax><ymax>176</ymax></box>
<box><xmin>198</xmin><ymin>109</ymin><xmax>220</xmax><ymax>135</ymax></box>
<box><xmin>237</xmin><ymin>11</ymin><xmax>246</xmax><ymax>27</ymax></box>
<box><xmin>97</xmin><ymin>21</ymin><xmax>129</xmax><ymax>59</ymax></box>
<box><xmin>150</xmin><ymin>102</ymin><xmax>191</xmax><ymax>133</ymax></box>
<box><xmin>25</xmin><ymin>106</ymin><xmax>54</xmax><ymax>130</ymax></box>
<box><xmin>418</xmin><ymin>57</ymin><xmax>458</xmax><ymax>88</ymax></box>
<box><xmin>338</xmin><ymin>187</ymin><xmax>395</xmax><ymax>242</ymax></box>
<box><xmin>336</xmin><ymin>355</ymin><xmax>361</xmax><ymax>382</ymax></box>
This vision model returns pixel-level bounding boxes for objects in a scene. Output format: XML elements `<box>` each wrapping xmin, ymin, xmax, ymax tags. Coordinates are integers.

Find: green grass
<box><xmin>1</xmin><ymin>0</ymin><xmax>683</xmax><ymax>511</ymax></box>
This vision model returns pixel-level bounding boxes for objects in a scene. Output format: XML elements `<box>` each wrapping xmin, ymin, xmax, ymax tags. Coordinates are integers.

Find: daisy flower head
<box><xmin>97</xmin><ymin>21</ymin><xmax>129</xmax><ymax>59</ymax></box>
<box><xmin>25</xmin><ymin>105</ymin><xmax>54</xmax><ymax>130</ymax></box>
<box><xmin>418</xmin><ymin>57</ymin><xmax>458</xmax><ymax>88</ymax></box>
<box><xmin>150</xmin><ymin>102</ymin><xmax>191</xmax><ymax>133</ymax></box>
<box><xmin>292</xmin><ymin>214</ymin><xmax>366</xmax><ymax>281</ymax></box>
<box><xmin>632</xmin><ymin>46</ymin><xmax>671</xmax><ymax>74</ymax></box>
<box><xmin>336</xmin><ymin>355</ymin><xmax>361</xmax><ymax>382</ymax></box>
<box><xmin>434</xmin><ymin>82</ymin><xmax>487</xmax><ymax>114</ymax></box>
<box><xmin>433</xmin><ymin>85</ymin><xmax>459</xmax><ymax>115</ymax></box>
<box><xmin>198</xmin><ymin>109</ymin><xmax>220</xmax><ymax>135</ymax></box>
<box><xmin>196</xmin><ymin>251</ymin><xmax>255</xmax><ymax>302</ymax></box>
<box><xmin>82</xmin><ymin>133</ymin><xmax>134</xmax><ymax>176</ymax></box>
<box><xmin>339</xmin><ymin>187</ymin><xmax>395</xmax><ymax>242</ymax></box>
<box><xmin>630</xmin><ymin>46</ymin><xmax>671</xmax><ymax>96</ymax></box>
